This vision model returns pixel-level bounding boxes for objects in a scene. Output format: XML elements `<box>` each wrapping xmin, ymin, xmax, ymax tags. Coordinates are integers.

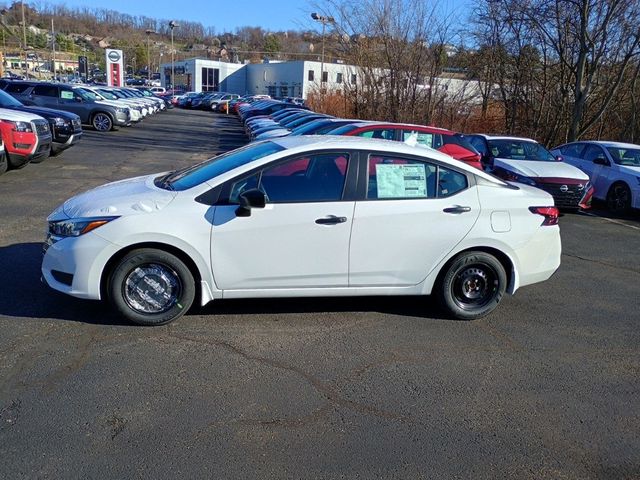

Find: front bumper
<box><xmin>42</xmin><ymin>231</ymin><xmax>120</xmax><ymax>300</ymax></box>
<box><xmin>51</xmin><ymin>132</ymin><xmax>82</xmax><ymax>154</ymax></box>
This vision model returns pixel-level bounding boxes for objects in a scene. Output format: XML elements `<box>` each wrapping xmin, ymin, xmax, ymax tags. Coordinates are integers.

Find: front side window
<box><xmin>582</xmin><ymin>145</ymin><xmax>607</xmax><ymax>162</ymax></box>
<box><xmin>228</xmin><ymin>153</ymin><xmax>349</xmax><ymax>203</ymax></box>
<box><xmin>367</xmin><ymin>155</ymin><xmax>467</xmax><ymax>200</ymax></box>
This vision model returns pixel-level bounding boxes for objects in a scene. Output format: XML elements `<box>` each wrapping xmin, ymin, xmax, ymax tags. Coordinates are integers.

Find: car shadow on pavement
<box><xmin>1</xmin><ymin>243</ymin><xmax>447</xmax><ymax>325</ymax></box>
<box><xmin>0</xmin><ymin>243</ymin><xmax>128</xmax><ymax>325</ymax></box>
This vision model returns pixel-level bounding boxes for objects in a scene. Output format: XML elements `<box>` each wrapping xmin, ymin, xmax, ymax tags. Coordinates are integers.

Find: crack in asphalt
<box><xmin>562</xmin><ymin>253</ymin><xmax>640</xmax><ymax>275</ymax></box>
<box><xmin>165</xmin><ymin>332</ymin><xmax>410</xmax><ymax>425</ymax></box>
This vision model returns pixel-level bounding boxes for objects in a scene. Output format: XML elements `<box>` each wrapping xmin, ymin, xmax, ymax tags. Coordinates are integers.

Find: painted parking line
<box><xmin>579</xmin><ymin>211</ymin><xmax>640</xmax><ymax>231</ymax></box>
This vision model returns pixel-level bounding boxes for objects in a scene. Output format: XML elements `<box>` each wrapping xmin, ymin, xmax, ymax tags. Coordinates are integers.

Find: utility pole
<box><xmin>21</xmin><ymin>1</ymin><xmax>27</xmax><ymax>77</ymax></box>
<box><xmin>145</xmin><ymin>29</ymin><xmax>155</xmax><ymax>83</ymax></box>
<box><xmin>51</xmin><ymin>18</ymin><xmax>55</xmax><ymax>80</ymax></box>
<box><xmin>169</xmin><ymin>21</ymin><xmax>178</xmax><ymax>92</ymax></box>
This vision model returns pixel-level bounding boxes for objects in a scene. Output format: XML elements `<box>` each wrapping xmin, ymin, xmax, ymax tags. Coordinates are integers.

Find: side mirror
<box><xmin>75</xmin><ymin>96</ymin><xmax>83</xmax><ymax>102</ymax></box>
<box><xmin>593</xmin><ymin>157</ymin><xmax>609</xmax><ymax>166</ymax></box>
<box><xmin>235</xmin><ymin>189</ymin><xmax>266</xmax><ymax>217</ymax></box>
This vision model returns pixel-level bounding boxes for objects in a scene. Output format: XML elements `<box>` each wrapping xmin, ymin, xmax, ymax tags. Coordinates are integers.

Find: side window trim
<box><xmin>214</xmin><ymin>149</ymin><xmax>358</xmax><ymax>205</ymax></box>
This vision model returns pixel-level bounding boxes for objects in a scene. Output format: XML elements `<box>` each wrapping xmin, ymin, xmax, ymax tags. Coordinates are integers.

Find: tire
<box><xmin>436</xmin><ymin>251</ymin><xmax>507</xmax><ymax>321</ymax></box>
<box><xmin>107</xmin><ymin>248</ymin><xmax>196</xmax><ymax>326</ymax></box>
<box><xmin>606</xmin><ymin>182</ymin><xmax>631</xmax><ymax>215</ymax></box>
<box><xmin>92</xmin><ymin>112</ymin><xmax>114</xmax><ymax>132</ymax></box>
<box><xmin>0</xmin><ymin>154</ymin><xmax>7</xmax><ymax>175</ymax></box>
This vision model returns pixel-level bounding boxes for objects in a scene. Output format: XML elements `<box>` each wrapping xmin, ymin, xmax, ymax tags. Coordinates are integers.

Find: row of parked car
<box><xmin>232</xmin><ymin>97</ymin><xmax>640</xmax><ymax>214</ymax></box>
<box><xmin>173</xmin><ymin>91</ymin><xmax>242</xmax><ymax>112</ymax></box>
<box><xmin>0</xmin><ymin>80</ymin><xmax>171</xmax><ymax>176</ymax></box>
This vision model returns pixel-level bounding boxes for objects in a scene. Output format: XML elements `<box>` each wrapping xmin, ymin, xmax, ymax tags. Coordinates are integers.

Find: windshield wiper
<box><xmin>155</xmin><ymin>172</ymin><xmax>175</xmax><ymax>191</ymax></box>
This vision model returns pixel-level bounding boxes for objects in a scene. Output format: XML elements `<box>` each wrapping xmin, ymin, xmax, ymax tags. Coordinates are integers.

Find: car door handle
<box><xmin>443</xmin><ymin>206</ymin><xmax>472</xmax><ymax>214</ymax></box>
<box><xmin>315</xmin><ymin>215</ymin><xmax>347</xmax><ymax>225</ymax></box>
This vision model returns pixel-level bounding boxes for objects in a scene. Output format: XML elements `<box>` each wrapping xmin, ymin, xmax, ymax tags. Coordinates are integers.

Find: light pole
<box><xmin>20</xmin><ymin>1</ymin><xmax>27</xmax><ymax>77</ymax></box>
<box><xmin>169</xmin><ymin>20</ymin><xmax>178</xmax><ymax>92</ymax></box>
<box><xmin>145</xmin><ymin>29</ymin><xmax>155</xmax><ymax>83</ymax></box>
<box><xmin>311</xmin><ymin>12</ymin><xmax>335</xmax><ymax>108</ymax></box>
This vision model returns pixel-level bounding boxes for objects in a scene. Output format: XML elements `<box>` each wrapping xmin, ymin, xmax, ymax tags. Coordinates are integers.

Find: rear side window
<box><xmin>367</xmin><ymin>155</ymin><xmax>467</xmax><ymax>200</ymax></box>
<box><xmin>468</xmin><ymin>136</ymin><xmax>488</xmax><ymax>155</ymax></box>
<box><xmin>32</xmin><ymin>85</ymin><xmax>58</xmax><ymax>97</ymax></box>
<box><xmin>560</xmin><ymin>143</ymin><xmax>584</xmax><ymax>157</ymax></box>
<box><xmin>5</xmin><ymin>83</ymin><xmax>31</xmax><ymax>94</ymax></box>
<box><xmin>356</xmin><ymin>128</ymin><xmax>396</xmax><ymax>140</ymax></box>
<box><xmin>402</xmin><ymin>130</ymin><xmax>442</xmax><ymax>148</ymax></box>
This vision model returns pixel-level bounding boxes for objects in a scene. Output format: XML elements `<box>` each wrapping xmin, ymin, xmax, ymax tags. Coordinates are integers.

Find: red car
<box><xmin>0</xmin><ymin>110</ymin><xmax>52</xmax><ymax>172</ymax></box>
<box><xmin>325</xmin><ymin>122</ymin><xmax>482</xmax><ymax>170</ymax></box>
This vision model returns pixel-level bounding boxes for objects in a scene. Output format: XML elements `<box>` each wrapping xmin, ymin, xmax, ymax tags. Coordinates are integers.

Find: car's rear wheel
<box><xmin>437</xmin><ymin>251</ymin><xmax>507</xmax><ymax>320</ymax></box>
<box><xmin>92</xmin><ymin>112</ymin><xmax>113</xmax><ymax>132</ymax></box>
<box><xmin>606</xmin><ymin>182</ymin><xmax>631</xmax><ymax>214</ymax></box>
<box><xmin>107</xmin><ymin>248</ymin><xmax>195</xmax><ymax>326</ymax></box>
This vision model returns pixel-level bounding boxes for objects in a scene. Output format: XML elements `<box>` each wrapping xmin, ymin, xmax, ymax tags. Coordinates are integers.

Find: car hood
<box><xmin>494</xmin><ymin>158</ymin><xmax>589</xmax><ymax>180</ymax></box>
<box><xmin>95</xmin><ymin>99</ymin><xmax>126</xmax><ymax>108</ymax></box>
<box><xmin>618</xmin><ymin>165</ymin><xmax>640</xmax><ymax>176</ymax></box>
<box><xmin>48</xmin><ymin>173</ymin><xmax>177</xmax><ymax>221</ymax></box>
<box><xmin>10</xmin><ymin>105</ymin><xmax>80</xmax><ymax>121</ymax></box>
<box><xmin>0</xmin><ymin>107</ymin><xmax>44</xmax><ymax>122</ymax></box>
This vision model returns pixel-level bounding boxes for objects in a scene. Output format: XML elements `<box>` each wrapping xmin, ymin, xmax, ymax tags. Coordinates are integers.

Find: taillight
<box><xmin>529</xmin><ymin>206</ymin><xmax>559</xmax><ymax>226</ymax></box>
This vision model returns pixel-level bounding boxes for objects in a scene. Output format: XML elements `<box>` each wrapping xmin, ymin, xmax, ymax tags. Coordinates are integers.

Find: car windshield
<box><xmin>0</xmin><ymin>89</ymin><xmax>23</xmax><ymax>107</ymax></box>
<box><xmin>77</xmin><ymin>88</ymin><xmax>100</xmax><ymax>101</ymax></box>
<box><xmin>488</xmin><ymin>139</ymin><xmax>555</xmax><ymax>162</ymax></box>
<box><xmin>326</xmin><ymin>124</ymin><xmax>360</xmax><ymax>135</ymax></box>
<box><xmin>162</xmin><ymin>141</ymin><xmax>286</xmax><ymax>191</ymax></box>
<box><xmin>606</xmin><ymin>147</ymin><xmax>640</xmax><ymax>166</ymax></box>
<box><xmin>98</xmin><ymin>90</ymin><xmax>118</xmax><ymax>100</ymax></box>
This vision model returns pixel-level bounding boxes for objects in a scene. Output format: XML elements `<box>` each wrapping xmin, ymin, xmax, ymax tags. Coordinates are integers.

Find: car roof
<box><xmin>472</xmin><ymin>134</ymin><xmax>538</xmax><ymax>142</ymax></box>
<box><xmin>347</xmin><ymin>122</ymin><xmax>455</xmax><ymax>133</ymax></box>
<box><xmin>269</xmin><ymin>135</ymin><xmax>503</xmax><ymax>182</ymax></box>
<box><xmin>575</xmin><ymin>140</ymin><xmax>640</xmax><ymax>149</ymax></box>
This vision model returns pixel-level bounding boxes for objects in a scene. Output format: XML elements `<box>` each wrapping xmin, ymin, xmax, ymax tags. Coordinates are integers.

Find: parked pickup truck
<box><xmin>0</xmin><ymin>108</ymin><xmax>52</xmax><ymax>170</ymax></box>
<box><xmin>0</xmin><ymin>89</ymin><xmax>81</xmax><ymax>158</ymax></box>
<box><xmin>2</xmin><ymin>81</ymin><xmax>130</xmax><ymax>132</ymax></box>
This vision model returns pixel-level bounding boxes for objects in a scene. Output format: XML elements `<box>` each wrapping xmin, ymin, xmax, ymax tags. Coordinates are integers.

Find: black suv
<box><xmin>0</xmin><ymin>87</ymin><xmax>81</xmax><ymax>157</ymax></box>
<box><xmin>2</xmin><ymin>81</ymin><xmax>131</xmax><ymax>132</ymax></box>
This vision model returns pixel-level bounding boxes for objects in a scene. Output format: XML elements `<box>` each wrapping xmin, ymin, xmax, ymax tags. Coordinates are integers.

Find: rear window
<box><xmin>443</xmin><ymin>134</ymin><xmax>480</xmax><ymax>154</ymax></box>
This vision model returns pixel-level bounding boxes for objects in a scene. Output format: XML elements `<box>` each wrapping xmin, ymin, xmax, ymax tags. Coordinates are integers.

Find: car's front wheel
<box><xmin>92</xmin><ymin>112</ymin><xmax>114</xmax><ymax>132</ymax></box>
<box><xmin>107</xmin><ymin>248</ymin><xmax>196</xmax><ymax>326</ymax></box>
<box><xmin>436</xmin><ymin>251</ymin><xmax>507</xmax><ymax>320</ymax></box>
<box><xmin>606</xmin><ymin>182</ymin><xmax>631</xmax><ymax>214</ymax></box>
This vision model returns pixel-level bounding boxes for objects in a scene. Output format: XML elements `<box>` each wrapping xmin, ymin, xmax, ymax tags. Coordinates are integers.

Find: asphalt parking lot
<box><xmin>1</xmin><ymin>109</ymin><xmax>639</xmax><ymax>479</ymax></box>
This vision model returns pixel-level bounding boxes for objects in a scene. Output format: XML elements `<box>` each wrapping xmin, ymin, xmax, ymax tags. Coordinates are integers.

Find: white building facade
<box><xmin>160</xmin><ymin>58</ymin><xmax>359</xmax><ymax>99</ymax></box>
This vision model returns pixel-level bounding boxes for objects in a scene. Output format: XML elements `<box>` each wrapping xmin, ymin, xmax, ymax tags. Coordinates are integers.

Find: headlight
<box><xmin>48</xmin><ymin>216</ymin><xmax>118</xmax><ymax>237</ymax></box>
<box><xmin>116</xmin><ymin>107</ymin><xmax>129</xmax><ymax>114</ymax></box>
<box><xmin>12</xmin><ymin>121</ymin><xmax>33</xmax><ymax>132</ymax></box>
<box><xmin>502</xmin><ymin>170</ymin><xmax>537</xmax><ymax>186</ymax></box>
<box><xmin>53</xmin><ymin>117</ymin><xmax>68</xmax><ymax>127</ymax></box>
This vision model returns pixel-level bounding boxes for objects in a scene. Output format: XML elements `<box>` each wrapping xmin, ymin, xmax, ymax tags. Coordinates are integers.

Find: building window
<box><xmin>308</xmin><ymin>70</ymin><xmax>314</xmax><ymax>81</ymax></box>
<box><xmin>351</xmin><ymin>73</ymin><xmax>357</xmax><ymax>84</ymax></box>
<box><xmin>202</xmin><ymin>67</ymin><xmax>219</xmax><ymax>92</ymax></box>
<box><xmin>267</xmin><ymin>85</ymin><xmax>277</xmax><ymax>97</ymax></box>
<box><xmin>322</xmin><ymin>71</ymin><xmax>328</xmax><ymax>83</ymax></box>
<box><xmin>336</xmin><ymin>72</ymin><xmax>343</xmax><ymax>84</ymax></box>
<box><xmin>280</xmin><ymin>85</ymin><xmax>288</xmax><ymax>97</ymax></box>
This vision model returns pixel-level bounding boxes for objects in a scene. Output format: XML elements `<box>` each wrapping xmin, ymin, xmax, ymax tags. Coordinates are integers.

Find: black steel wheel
<box><xmin>437</xmin><ymin>251</ymin><xmax>507</xmax><ymax>320</ymax></box>
<box><xmin>606</xmin><ymin>182</ymin><xmax>632</xmax><ymax>215</ymax></box>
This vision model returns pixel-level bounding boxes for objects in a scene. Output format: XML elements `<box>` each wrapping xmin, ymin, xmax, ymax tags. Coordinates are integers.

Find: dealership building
<box><xmin>160</xmin><ymin>58</ymin><xmax>359</xmax><ymax>99</ymax></box>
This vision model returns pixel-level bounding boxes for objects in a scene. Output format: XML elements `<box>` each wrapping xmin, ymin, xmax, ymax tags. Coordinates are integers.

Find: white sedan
<box><xmin>42</xmin><ymin>136</ymin><xmax>562</xmax><ymax>325</ymax></box>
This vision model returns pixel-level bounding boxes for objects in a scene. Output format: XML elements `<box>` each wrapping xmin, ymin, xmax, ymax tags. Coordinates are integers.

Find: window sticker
<box><xmin>60</xmin><ymin>91</ymin><xmax>74</xmax><ymax>99</ymax></box>
<box><xmin>376</xmin><ymin>164</ymin><xmax>427</xmax><ymax>198</ymax></box>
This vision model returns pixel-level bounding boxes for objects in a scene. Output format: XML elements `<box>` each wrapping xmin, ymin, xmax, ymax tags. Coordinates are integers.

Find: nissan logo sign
<box><xmin>108</xmin><ymin>50</ymin><xmax>121</xmax><ymax>62</ymax></box>
<box><xmin>559</xmin><ymin>185</ymin><xmax>569</xmax><ymax>193</ymax></box>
